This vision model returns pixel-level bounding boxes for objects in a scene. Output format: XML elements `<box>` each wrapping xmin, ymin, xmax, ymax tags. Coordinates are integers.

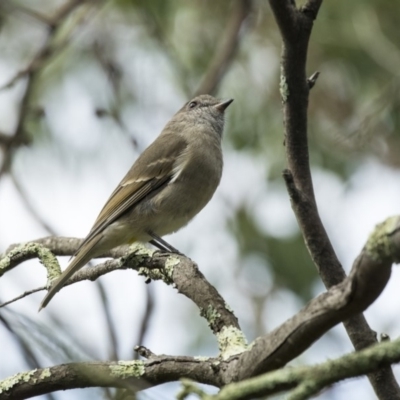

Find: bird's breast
<box><xmin>154</xmin><ymin>139</ymin><xmax>222</xmax><ymax>222</ymax></box>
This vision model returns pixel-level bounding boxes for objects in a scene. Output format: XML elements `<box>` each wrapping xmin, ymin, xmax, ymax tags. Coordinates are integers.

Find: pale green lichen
<box><xmin>164</xmin><ymin>256</ymin><xmax>180</xmax><ymax>279</ymax></box>
<box><xmin>0</xmin><ymin>370</ymin><xmax>37</xmax><ymax>394</ymax></box>
<box><xmin>129</xmin><ymin>243</ymin><xmax>156</xmax><ymax>258</ymax></box>
<box><xmin>121</xmin><ymin>243</ymin><xmax>155</xmax><ymax>270</ymax></box>
<box><xmin>0</xmin><ymin>254</ymin><xmax>11</xmax><ymax>275</ymax></box>
<box><xmin>138</xmin><ymin>254</ymin><xmax>179</xmax><ymax>285</ymax></box>
<box><xmin>366</xmin><ymin>216</ymin><xmax>400</xmax><ymax>262</ymax></box>
<box><xmin>200</xmin><ymin>304</ymin><xmax>221</xmax><ymax>327</ymax></box>
<box><xmin>0</xmin><ymin>243</ymin><xmax>61</xmax><ymax>282</ymax></box>
<box><xmin>39</xmin><ymin>368</ymin><xmax>51</xmax><ymax>380</ymax></box>
<box><xmin>37</xmin><ymin>246</ymin><xmax>61</xmax><ymax>282</ymax></box>
<box><xmin>109</xmin><ymin>360</ymin><xmax>145</xmax><ymax>379</ymax></box>
<box><xmin>217</xmin><ymin>326</ymin><xmax>248</xmax><ymax>360</ymax></box>
<box><xmin>138</xmin><ymin>266</ymin><xmax>168</xmax><ymax>282</ymax></box>
<box><xmin>279</xmin><ymin>67</ymin><xmax>289</xmax><ymax>103</ymax></box>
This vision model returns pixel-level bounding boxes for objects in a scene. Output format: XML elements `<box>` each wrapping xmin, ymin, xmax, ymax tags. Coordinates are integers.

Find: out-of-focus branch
<box><xmin>92</xmin><ymin>42</ymin><xmax>139</xmax><ymax>148</ymax></box>
<box><xmin>194</xmin><ymin>0</ymin><xmax>253</xmax><ymax>96</ymax></box>
<box><xmin>96</xmin><ymin>280</ymin><xmax>119</xmax><ymax>361</ymax></box>
<box><xmin>133</xmin><ymin>284</ymin><xmax>155</xmax><ymax>359</ymax></box>
<box><xmin>0</xmin><ymin>132</ymin><xmax>30</xmax><ymax>148</ymax></box>
<box><xmin>0</xmin><ymin>0</ymin><xmax>96</xmax><ymax>179</ymax></box>
<box><xmin>135</xmin><ymin>1</ymin><xmax>252</xmax><ymax>97</ymax></box>
<box><xmin>0</xmin><ymin>1</ymin><xmax>54</xmax><ymax>25</ymax></box>
<box><xmin>0</xmin><ymin>287</ymin><xmax>45</xmax><ymax>308</ymax></box>
<box><xmin>0</xmin><ymin>78</ymin><xmax>33</xmax><ymax>178</ymax></box>
<box><xmin>269</xmin><ymin>0</ymin><xmax>400</xmax><ymax>397</ymax></box>
<box><xmin>0</xmin><ymin>0</ymin><xmax>90</xmax><ymax>91</ymax></box>
<box><xmin>0</xmin><ymin>314</ymin><xmax>37</xmax><ymax>367</ymax></box>
<box><xmin>135</xmin><ymin>5</ymin><xmax>192</xmax><ymax>97</ymax></box>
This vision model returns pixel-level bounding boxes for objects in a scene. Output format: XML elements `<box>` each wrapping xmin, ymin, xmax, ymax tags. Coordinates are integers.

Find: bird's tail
<box><xmin>39</xmin><ymin>236</ymin><xmax>102</xmax><ymax>311</ymax></box>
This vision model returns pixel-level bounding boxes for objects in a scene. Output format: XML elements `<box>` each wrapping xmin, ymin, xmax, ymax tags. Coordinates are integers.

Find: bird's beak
<box><xmin>214</xmin><ymin>98</ymin><xmax>234</xmax><ymax>112</ymax></box>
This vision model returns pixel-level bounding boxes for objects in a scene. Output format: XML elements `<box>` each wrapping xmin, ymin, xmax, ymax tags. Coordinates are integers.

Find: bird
<box><xmin>39</xmin><ymin>94</ymin><xmax>233</xmax><ymax>310</ymax></box>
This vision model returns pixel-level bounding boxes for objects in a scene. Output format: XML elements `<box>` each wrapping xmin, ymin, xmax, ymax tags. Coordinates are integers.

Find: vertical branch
<box><xmin>0</xmin><ymin>77</ymin><xmax>34</xmax><ymax>178</ymax></box>
<box><xmin>96</xmin><ymin>279</ymin><xmax>119</xmax><ymax>361</ymax></box>
<box><xmin>269</xmin><ymin>0</ymin><xmax>400</xmax><ymax>398</ymax></box>
<box><xmin>271</xmin><ymin>0</ymin><xmax>337</xmax><ymax>281</ymax></box>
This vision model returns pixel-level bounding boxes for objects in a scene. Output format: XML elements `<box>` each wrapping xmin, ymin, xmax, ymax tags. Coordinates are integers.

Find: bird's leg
<box><xmin>147</xmin><ymin>231</ymin><xmax>183</xmax><ymax>255</ymax></box>
<box><xmin>149</xmin><ymin>239</ymin><xmax>171</xmax><ymax>253</ymax></box>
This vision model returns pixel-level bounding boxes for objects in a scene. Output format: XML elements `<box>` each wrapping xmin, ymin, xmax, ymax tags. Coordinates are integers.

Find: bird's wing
<box><xmin>39</xmin><ymin>134</ymin><xmax>188</xmax><ymax>310</ymax></box>
<box><xmin>75</xmin><ymin>133</ymin><xmax>188</xmax><ymax>252</ymax></box>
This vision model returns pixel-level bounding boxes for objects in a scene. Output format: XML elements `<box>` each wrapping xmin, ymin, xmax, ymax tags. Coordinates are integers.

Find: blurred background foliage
<box><xmin>0</xmin><ymin>0</ymin><xmax>399</xmax><ymax>399</ymax></box>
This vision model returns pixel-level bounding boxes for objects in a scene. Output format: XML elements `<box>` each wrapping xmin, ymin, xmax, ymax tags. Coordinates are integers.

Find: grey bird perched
<box><xmin>39</xmin><ymin>94</ymin><xmax>233</xmax><ymax>310</ymax></box>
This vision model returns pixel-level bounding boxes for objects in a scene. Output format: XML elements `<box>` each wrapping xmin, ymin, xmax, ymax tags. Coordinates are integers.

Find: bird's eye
<box><xmin>188</xmin><ymin>101</ymin><xmax>197</xmax><ymax>109</ymax></box>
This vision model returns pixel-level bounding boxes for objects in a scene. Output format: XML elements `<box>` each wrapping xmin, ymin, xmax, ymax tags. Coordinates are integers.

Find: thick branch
<box><xmin>1</xmin><ymin>240</ymin><xmax>240</xmax><ymax>336</ymax></box>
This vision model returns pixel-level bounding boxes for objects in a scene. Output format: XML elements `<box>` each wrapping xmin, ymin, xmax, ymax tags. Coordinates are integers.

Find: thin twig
<box><xmin>0</xmin><ymin>287</ymin><xmax>45</xmax><ymax>309</ymax></box>
<box><xmin>306</xmin><ymin>71</ymin><xmax>319</xmax><ymax>89</ymax></box>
